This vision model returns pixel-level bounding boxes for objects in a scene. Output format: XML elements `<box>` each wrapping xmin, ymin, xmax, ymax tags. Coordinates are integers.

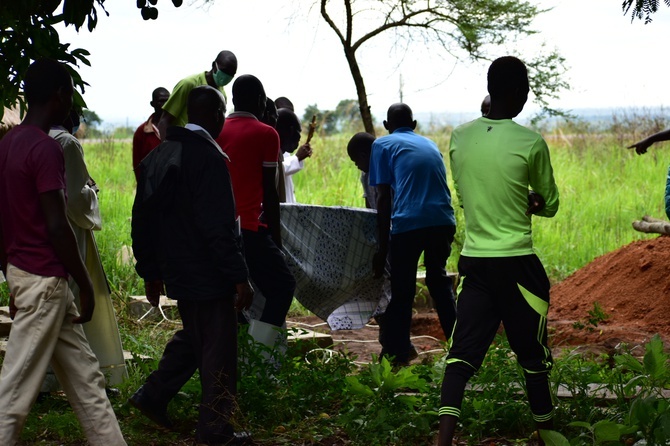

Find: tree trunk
<box><xmin>344</xmin><ymin>48</ymin><xmax>375</xmax><ymax>136</ymax></box>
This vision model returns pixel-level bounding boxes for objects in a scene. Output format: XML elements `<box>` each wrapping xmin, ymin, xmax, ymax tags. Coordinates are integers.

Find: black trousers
<box><xmin>143</xmin><ymin>298</ymin><xmax>238</xmax><ymax>443</ymax></box>
<box><xmin>242</xmin><ymin>228</ymin><xmax>296</xmax><ymax>327</ymax></box>
<box><xmin>383</xmin><ymin>225</ymin><xmax>456</xmax><ymax>360</ymax></box>
<box><xmin>440</xmin><ymin>254</ymin><xmax>554</xmax><ymax>422</ymax></box>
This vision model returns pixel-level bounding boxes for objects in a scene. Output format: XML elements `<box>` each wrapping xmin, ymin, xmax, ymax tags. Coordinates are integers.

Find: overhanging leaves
<box><xmin>622</xmin><ymin>0</ymin><xmax>670</xmax><ymax>23</ymax></box>
<box><xmin>0</xmin><ymin>1</ymin><xmax>103</xmax><ymax>121</ymax></box>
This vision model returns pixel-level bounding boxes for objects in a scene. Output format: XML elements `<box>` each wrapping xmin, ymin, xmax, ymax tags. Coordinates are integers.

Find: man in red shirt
<box><xmin>0</xmin><ymin>58</ymin><xmax>125</xmax><ymax>445</ymax></box>
<box><xmin>132</xmin><ymin>86</ymin><xmax>169</xmax><ymax>179</ymax></box>
<box><xmin>216</xmin><ymin>75</ymin><xmax>296</xmax><ymax>343</ymax></box>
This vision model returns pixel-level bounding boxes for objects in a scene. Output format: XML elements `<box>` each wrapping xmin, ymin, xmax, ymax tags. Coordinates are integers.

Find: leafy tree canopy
<box><xmin>623</xmin><ymin>0</ymin><xmax>670</xmax><ymax>23</ymax></box>
<box><xmin>0</xmin><ymin>0</ymin><xmax>181</xmax><ymax>121</ymax></box>
<box><xmin>82</xmin><ymin>109</ymin><xmax>102</xmax><ymax>128</ymax></box>
<box><xmin>0</xmin><ymin>1</ymin><xmax>103</xmax><ymax>120</ymax></box>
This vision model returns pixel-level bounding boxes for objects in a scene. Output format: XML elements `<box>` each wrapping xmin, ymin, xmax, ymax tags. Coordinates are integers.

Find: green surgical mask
<box><xmin>213</xmin><ymin>70</ymin><xmax>233</xmax><ymax>87</ymax></box>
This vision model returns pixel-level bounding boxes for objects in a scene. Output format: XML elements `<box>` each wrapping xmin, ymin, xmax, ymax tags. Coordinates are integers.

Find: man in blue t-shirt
<box><xmin>369</xmin><ymin>103</ymin><xmax>457</xmax><ymax>365</ymax></box>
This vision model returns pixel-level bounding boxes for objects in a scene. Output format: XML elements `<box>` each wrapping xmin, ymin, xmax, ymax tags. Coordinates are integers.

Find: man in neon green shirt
<box><xmin>438</xmin><ymin>56</ymin><xmax>559</xmax><ymax>445</ymax></box>
<box><xmin>158</xmin><ymin>50</ymin><xmax>237</xmax><ymax>138</ymax></box>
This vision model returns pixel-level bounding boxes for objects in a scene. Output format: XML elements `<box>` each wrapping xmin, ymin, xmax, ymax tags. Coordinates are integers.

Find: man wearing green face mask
<box><xmin>158</xmin><ymin>50</ymin><xmax>237</xmax><ymax>139</ymax></box>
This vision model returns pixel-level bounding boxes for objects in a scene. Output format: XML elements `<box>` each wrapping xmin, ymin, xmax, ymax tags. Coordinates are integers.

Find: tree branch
<box><xmin>320</xmin><ymin>0</ymin><xmax>347</xmax><ymax>46</ymax></box>
<box><xmin>345</xmin><ymin>0</ymin><xmax>352</xmax><ymax>47</ymax></box>
<box><xmin>352</xmin><ymin>6</ymin><xmax>453</xmax><ymax>52</ymax></box>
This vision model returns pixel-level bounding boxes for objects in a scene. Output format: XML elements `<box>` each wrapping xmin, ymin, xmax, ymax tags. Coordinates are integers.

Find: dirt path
<box><xmin>288</xmin><ymin>310</ymin><xmax>447</xmax><ymax>365</ymax></box>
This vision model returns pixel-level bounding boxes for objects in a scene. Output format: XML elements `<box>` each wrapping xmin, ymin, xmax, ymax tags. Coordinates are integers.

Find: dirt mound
<box><xmin>549</xmin><ymin>235</ymin><xmax>670</xmax><ymax>347</ymax></box>
<box><xmin>290</xmin><ymin>237</ymin><xmax>670</xmax><ymax>363</ymax></box>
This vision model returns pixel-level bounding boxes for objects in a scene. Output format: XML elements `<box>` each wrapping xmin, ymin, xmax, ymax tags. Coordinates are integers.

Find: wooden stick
<box><xmin>305</xmin><ymin>115</ymin><xmax>317</xmax><ymax>144</ymax></box>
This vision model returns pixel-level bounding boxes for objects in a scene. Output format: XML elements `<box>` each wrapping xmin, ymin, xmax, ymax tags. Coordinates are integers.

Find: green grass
<box><xmin>84</xmin><ymin>136</ymin><xmax>142</xmax><ymax>298</ymax></box>
<box><xmin>293</xmin><ymin>131</ymin><xmax>668</xmax><ymax>280</ymax></box>
<box><xmin>532</xmin><ymin>135</ymin><xmax>668</xmax><ymax>281</ymax></box>
<box><xmin>2</xmin><ymin>128</ymin><xmax>666</xmax><ymax>303</ymax></box>
<box><xmin>10</xmin><ymin>127</ymin><xmax>661</xmax><ymax>300</ymax></box>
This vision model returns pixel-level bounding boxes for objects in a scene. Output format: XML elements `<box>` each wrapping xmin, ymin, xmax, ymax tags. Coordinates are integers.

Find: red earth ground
<box><xmin>289</xmin><ymin>235</ymin><xmax>670</xmax><ymax>362</ymax></box>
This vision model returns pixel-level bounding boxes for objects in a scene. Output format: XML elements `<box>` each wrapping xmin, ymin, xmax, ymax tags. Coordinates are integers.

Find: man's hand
<box><xmin>296</xmin><ymin>143</ymin><xmax>313</xmax><ymax>161</ymax></box>
<box><xmin>526</xmin><ymin>191</ymin><xmax>546</xmax><ymax>216</ymax></box>
<box><xmin>9</xmin><ymin>293</ymin><xmax>17</xmax><ymax>320</ymax></box>
<box><xmin>372</xmin><ymin>250</ymin><xmax>387</xmax><ymax>279</ymax></box>
<box><xmin>628</xmin><ymin>139</ymin><xmax>653</xmax><ymax>155</ymax></box>
<box><xmin>144</xmin><ymin>279</ymin><xmax>164</xmax><ymax>307</ymax></box>
<box><xmin>73</xmin><ymin>281</ymin><xmax>95</xmax><ymax>324</ymax></box>
<box><xmin>234</xmin><ymin>280</ymin><xmax>254</xmax><ymax>312</ymax></box>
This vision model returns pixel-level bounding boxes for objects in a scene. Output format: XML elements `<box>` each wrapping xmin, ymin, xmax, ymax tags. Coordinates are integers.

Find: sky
<box><xmin>53</xmin><ymin>0</ymin><xmax>670</xmax><ymax>129</ymax></box>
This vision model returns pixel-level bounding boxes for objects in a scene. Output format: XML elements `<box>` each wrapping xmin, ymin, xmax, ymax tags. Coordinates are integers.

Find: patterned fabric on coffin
<box><xmin>243</xmin><ymin>204</ymin><xmax>390</xmax><ymax>330</ymax></box>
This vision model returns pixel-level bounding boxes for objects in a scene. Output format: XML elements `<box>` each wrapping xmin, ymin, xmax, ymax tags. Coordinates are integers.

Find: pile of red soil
<box><xmin>292</xmin><ymin>236</ymin><xmax>670</xmax><ymax>361</ymax></box>
<box><xmin>549</xmin><ymin>235</ymin><xmax>670</xmax><ymax>348</ymax></box>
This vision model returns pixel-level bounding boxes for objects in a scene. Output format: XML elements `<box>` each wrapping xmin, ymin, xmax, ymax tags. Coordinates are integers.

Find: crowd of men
<box><xmin>2</xmin><ymin>50</ymin><xmax>668</xmax><ymax>445</ymax></box>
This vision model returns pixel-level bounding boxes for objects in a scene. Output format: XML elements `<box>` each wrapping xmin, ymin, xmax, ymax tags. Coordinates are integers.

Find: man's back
<box><xmin>0</xmin><ymin>125</ymin><xmax>67</xmax><ymax>277</ymax></box>
<box><xmin>217</xmin><ymin>114</ymin><xmax>280</xmax><ymax>232</ymax></box>
<box><xmin>133</xmin><ymin>126</ymin><xmax>247</xmax><ymax>300</ymax></box>
<box><xmin>370</xmin><ymin>127</ymin><xmax>455</xmax><ymax>234</ymax></box>
<box><xmin>450</xmin><ymin>117</ymin><xmax>559</xmax><ymax>257</ymax></box>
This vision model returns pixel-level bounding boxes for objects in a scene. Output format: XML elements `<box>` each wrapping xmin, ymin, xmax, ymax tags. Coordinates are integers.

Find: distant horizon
<box><xmin>98</xmin><ymin>105</ymin><xmax>669</xmax><ymax>131</ymax></box>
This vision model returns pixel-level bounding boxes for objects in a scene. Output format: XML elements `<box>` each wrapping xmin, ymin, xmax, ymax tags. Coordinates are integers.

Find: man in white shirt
<box><xmin>275</xmin><ymin>108</ymin><xmax>312</xmax><ymax>203</ymax></box>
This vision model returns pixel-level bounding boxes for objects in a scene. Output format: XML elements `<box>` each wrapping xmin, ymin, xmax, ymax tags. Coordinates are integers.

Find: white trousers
<box><xmin>0</xmin><ymin>264</ymin><xmax>126</xmax><ymax>445</ymax></box>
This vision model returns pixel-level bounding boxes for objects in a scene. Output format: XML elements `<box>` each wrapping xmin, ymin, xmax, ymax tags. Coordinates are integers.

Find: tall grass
<box><xmin>2</xmin><ymin>124</ymin><xmax>665</xmax><ymax>304</ymax></box>
<box><xmin>292</xmin><ymin>133</ymin><xmax>363</xmax><ymax>207</ymax></box>
<box><xmin>293</xmin><ymin>130</ymin><xmax>669</xmax><ymax>282</ymax></box>
<box><xmin>85</xmin><ymin>129</ymin><xmax>670</xmax><ymax>289</ymax></box>
<box><xmin>84</xmin><ymin>136</ymin><xmax>142</xmax><ymax>299</ymax></box>
<box><xmin>533</xmin><ymin>134</ymin><xmax>668</xmax><ymax>281</ymax></box>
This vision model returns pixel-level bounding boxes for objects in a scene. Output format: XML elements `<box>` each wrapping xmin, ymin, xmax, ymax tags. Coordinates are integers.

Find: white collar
<box><xmin>185</xmin><ymin>123</ymin><xmax>211</xmax><ymax>138</ymax></box>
